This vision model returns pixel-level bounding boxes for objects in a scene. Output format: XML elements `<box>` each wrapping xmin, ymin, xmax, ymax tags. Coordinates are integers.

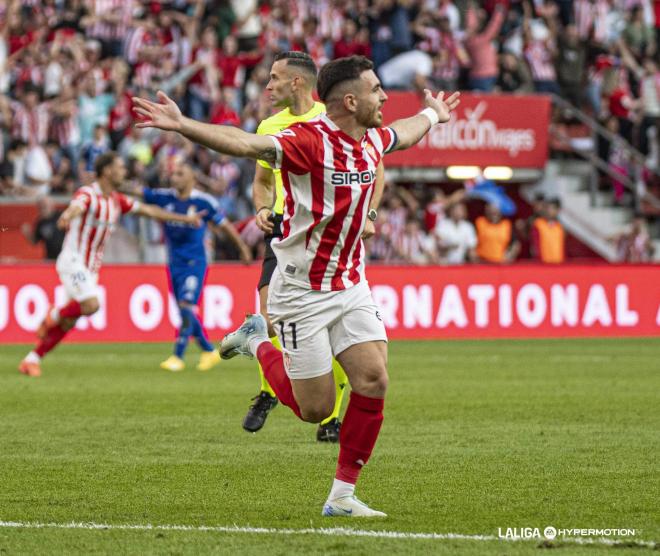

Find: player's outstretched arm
<box><xmin>389</xmin><ymin>90</ymin><xmax>460</xmax><ymax>151</ymax></box>
<box><xmin>362</xmin><ymin>161</ymin><xmax>386</xmax><ymax>240</ymax></box>
<box><xmin>136</xmin><ymin>203</ymin><xmax>204</xmax><ymax>226</ymax></box>
<box><xmin>57</xmin><ymin>203</ymin><xmax>84</xmax><ymax>230</ymax></box>
<box><xmin>132</xmin><ymin>91</ymin><xmax>278</xmax><ymax>166</ymax></box>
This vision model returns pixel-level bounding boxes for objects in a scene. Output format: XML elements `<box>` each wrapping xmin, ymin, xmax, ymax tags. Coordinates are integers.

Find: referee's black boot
<box><xmin>243</xmin><ymin>391</ymin><xmax>278</xmax><ymax>432</ymax></box>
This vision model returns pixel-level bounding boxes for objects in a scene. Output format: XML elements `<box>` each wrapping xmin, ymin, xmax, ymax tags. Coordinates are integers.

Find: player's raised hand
<box><xmin>133</xmin><ymin>90</ymin><xmax>184</xmax><ymax>132</ymax></box>
<box><xmin>423</xmin><ymin>90</ymin><xmax>461</xmax><ymax>124</ymax></box>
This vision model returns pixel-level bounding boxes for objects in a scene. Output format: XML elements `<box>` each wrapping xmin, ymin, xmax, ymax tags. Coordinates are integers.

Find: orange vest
<box><xmin>534</xmin><ymin>218</ymin><xmax>565</xmax><ymax>263</ymax></box>
<box><xmin>476</xmin><ymin>216</ymin><xmax>511</xmax><ymax>262</ymax></box>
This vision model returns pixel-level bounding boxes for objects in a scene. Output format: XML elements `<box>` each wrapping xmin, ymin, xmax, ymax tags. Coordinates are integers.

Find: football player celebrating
<box><xmin>245</xmin><ymin>51</ymin><xmax>385</xmax><ymax>442</ymax></box>
<box><xmin>19</xmin><ymin>152</ymin><xmax>203</xmax><ymax>377</ymax></box>
<box><xmin>133</xmin><ymin>56</ymin><xmax>459</xmax><ymax>517</ymax></box>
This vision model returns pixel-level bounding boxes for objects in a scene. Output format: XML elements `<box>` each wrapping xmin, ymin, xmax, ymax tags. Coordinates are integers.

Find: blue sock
<box><xmin>175</xmin><ymin>306</ymin><xmax>195</xmax><ymax>358</ymax></box>
<box><xmin>190</xmin><ymin>312</ymin><xmax>214</xmax><ymax>352</ymax></box>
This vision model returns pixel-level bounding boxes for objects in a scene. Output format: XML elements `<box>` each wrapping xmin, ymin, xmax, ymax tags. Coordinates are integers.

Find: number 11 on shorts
<box><xmin>278</xmin><ymin>321</ymin><xmax>298</xmax><ymax>349</ymax></box>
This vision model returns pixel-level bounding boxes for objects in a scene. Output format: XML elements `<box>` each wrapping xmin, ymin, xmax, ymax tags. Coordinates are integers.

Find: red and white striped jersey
<box><xmin>88</xmin><ymin>0</ymin><xmax>133</xmax><ymax>40</ymax></box>
<box><xmin>524</xmin><ymin>40</ymin><xmax>557</xmax><ymax>81</ymax></box>
<box><xmin>11</xmin><ymin>101</ymin><xmax>50</xmax><ymax>145</ymax></box>
<box><xmin>61</xmin><ymin>182</ymin><xmax>140</xmax><ymax>274</ymax></box>
<box><xmin>269</xmin><ymin>114</ymin><xmax>397</xmax><ymax>292</ymax></box>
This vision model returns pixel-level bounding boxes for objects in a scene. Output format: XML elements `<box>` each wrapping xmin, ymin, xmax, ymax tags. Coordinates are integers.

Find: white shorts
<box><xmin>267</xmin><ymin>269</ymin><xmax>387</xmax><ymax>380</ymax></box>
<box><xmin>56</xmin><ymin>250</ymin><xmax>99</xmax><ymax>302</ymax></box>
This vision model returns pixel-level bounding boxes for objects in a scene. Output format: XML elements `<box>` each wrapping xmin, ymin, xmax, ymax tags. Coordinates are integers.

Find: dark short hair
<box><xmin>274</xmin><ymin>51</ymin><xmax>317</xmax><ymax>78</ymax></box>
<box><xmin>95</xmin><ymin>151</ymin><xmax>119</xmax><ymax>177</ymax></box>
<box><xmin>317</xmin><ymin>55</ymin><xmax>374</xmax><ymax>102</ymax></box>
<box><xmin>547</xmin><ymin>197</ymin><xmax>561</xmax><ymax>209</ymax></box>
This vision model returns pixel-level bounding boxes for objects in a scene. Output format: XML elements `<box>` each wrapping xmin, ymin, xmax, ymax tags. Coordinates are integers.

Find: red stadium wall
<box><xmin>1</xmin><ymin>264</ymin><xmax>658</xmax><ymax>343</ymax></box>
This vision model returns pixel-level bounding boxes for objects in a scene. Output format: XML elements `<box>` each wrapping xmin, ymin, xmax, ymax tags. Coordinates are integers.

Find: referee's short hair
<box><xmin>316</xmin><ymin>55</ymin><xmax>374</xmax><ymax>103</ymax></box>
<box><xmin>274</xmin><ymin>51</ymin><xmax>317</xmax><ymax>79</ymax></box>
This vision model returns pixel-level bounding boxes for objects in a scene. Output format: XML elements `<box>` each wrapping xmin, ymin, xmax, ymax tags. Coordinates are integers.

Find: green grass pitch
<box><xmin>1</xmin><ymin>338</ymin><xmax>658</xmax><ymax>555</ymax></box>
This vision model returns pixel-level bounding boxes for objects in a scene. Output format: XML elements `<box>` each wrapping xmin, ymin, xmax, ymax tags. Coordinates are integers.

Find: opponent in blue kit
<box><xmin>137</xmin><ymin>160</ymin><xmax>252</xmax><ymax>372</ymax></box>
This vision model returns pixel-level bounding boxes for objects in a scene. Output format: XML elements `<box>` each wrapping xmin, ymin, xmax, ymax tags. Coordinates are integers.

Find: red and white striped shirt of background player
<box><xmin>61</xmin><ymin>182</ymin><xmax>140</xmax><ymax>274</ymax></box>
<box><xmin>88</xmin><ymin>0</ymin><xmax>134</xmax><ymax>41</ymax></box>
<box><xmin>268</xmin><ymin>114</ymin><xmax>397</xmax><ymax>292</ymax></box>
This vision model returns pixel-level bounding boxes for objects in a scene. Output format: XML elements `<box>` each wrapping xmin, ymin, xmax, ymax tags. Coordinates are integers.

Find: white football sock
<box><xmin>328</xmin><ymin>478</ymin><xmax>355</xmax><ymax>501</ymax></box>
<box><xmin>247</xmin><ymin>335</ymin><xmax>269</xmax><ymax>356</ymax></box>
<box><xmin>25</xmin><ymin>351</ymin><xmax>41</xmax><ymax>363</ymax></box>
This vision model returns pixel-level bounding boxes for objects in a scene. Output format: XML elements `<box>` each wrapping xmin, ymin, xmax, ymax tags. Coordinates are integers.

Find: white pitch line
<box><xmin>0</xmin><ymin>521</ymin><xmax>656</xmax><ymax>549</ymax></box>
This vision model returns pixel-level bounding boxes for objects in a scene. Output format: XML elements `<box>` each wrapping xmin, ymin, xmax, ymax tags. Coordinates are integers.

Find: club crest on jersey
<box><xmin>331</xmin><ymin>170</ymin><xmax>376</xmax><ymax>186</ymax></box>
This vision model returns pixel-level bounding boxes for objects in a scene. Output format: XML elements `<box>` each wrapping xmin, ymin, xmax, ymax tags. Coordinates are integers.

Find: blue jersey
<box><xmin>143</xmin><ymin>188</ymin><xmax>224</xmax><ymax>267</ymax></box>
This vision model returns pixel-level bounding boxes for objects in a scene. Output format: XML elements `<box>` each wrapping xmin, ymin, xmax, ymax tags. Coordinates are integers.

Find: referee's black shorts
<box><xmin>257</xmin><ymin>213</ymin><xmax>283</xmax><ymax>291</ymax></box>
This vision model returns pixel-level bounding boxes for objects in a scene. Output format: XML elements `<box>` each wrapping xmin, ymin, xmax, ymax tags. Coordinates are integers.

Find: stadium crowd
<box><xmin>0</xmin><ymin>0</ymin><xmax>658</xmax><ymax>264</ymax></box>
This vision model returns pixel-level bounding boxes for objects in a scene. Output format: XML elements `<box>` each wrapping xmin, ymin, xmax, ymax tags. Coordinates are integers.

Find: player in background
<box><xmin>18</xmin><ymin>151</ymin><xmax>203</xmax><ymax>377</ymax></box>
<box><xmin>131</xmin><ymin>160</ymin><xmax>253</xmax><ymax>372</ymax></box>
<box><xmin>132</xmin><ymin>56</ymin><xmax>459</xmax><ymax>517</ymax></box>
<box><xmin>246</xmin><ymin>51</ymin><xmax>385</xmax><ymax>442</ymax></box>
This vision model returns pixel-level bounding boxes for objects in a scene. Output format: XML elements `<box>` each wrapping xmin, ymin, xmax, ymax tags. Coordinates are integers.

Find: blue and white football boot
<box><xmin>220</xmin><ymin>314</ymin><xmax>268</xmax><ymax>360</ymax></box>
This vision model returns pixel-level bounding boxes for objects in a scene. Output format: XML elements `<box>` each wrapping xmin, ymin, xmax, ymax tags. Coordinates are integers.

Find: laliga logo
<box><xmin>421</xmin><ymin>101</ymin><xmax>536</xmax><ymax>157</ymax></box>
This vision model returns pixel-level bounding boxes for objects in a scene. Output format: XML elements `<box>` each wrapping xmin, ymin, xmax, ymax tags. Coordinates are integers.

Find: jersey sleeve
<box><xmin>203</xmin><ymin>197</ymin><xmax>224</xmax><ymax>226</ymax></box>
<box><xmin>268</xmin><ymin>123</ymin><xmax>319</xmax><ymax>174</ymax></box>
<box><xmin>116</xmin><ymin>192</ymin><xmax>140</xmax><ymax>215</ymax></box>
<box><xmin>70</xmin><ymin>187</ymin><xmax>92</xmax><ymax>211</ymax></box>
<box><xmin>142</xmin><ymin>188</ymin><xmax>169</xmax><ymax>207</ymax></box>
<box><xmin>375</xmin><ymin>127</ymin><xmax>398</xmax><ymax>154</ymax></box>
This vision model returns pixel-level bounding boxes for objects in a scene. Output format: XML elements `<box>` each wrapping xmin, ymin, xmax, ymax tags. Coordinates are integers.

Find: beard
<box><xmin>357</xmin><ymin>106</ymin><xmax>383</xmax><ymax>128</ymax></box>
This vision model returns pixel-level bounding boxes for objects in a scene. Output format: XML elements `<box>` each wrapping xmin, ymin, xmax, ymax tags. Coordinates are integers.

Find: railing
<box><xmin>549</xmin><ymin>94</ymin><xmax>660</xmax><ymax>212</ymax></box>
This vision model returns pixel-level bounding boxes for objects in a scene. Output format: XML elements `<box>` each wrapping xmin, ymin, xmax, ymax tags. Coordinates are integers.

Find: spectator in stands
<box><xmin>522</xmin><ymin>5</ymin><xmax>561</xmax><ymax>95</ymax></box>
<box><xmin>80</xmin><ymin>124</ymin><xmax>110</xmax><ymax>180</ymax></box>
<box><xmin>118</xmin><ymin>127</ymin><xmax>153</xmax><ymax>167</ymax></box>
<box><xmin>621</xmin><ymin>5</ymin><xmax>656</xmax><ymax>60</ymax></box>
<box><xmin>496</xmin><ymin>51</ymin><xmax>534</xmax><ymax>93</ymax></box>
<box><xmin>416</xmin><ymin>13</ymin><xmax>469</xmax><ymax>92</ymax></box>
<box><xmin>0</xmin><ymin>139</ymin><xmax>27</xmax><ymax>194</ymax></box>
<box><xmin>620</xmin><ymin>43</ymin><xmax>660</xmax><ymax>157</ymax></box>
<box><xmin>464</xmin><ymin>2</ymin><xmax>506</xmax><ymax>92</ymax></box>
<box><xmin>423</xmin><ymin>188</ymin><xmax>466</xmax><ymax>232</ymax></box>
<box><xmin>20</xmin><ymin>196</ymin><xmax>64</xmax><ymax>260</ymax></box>
<box><xmin>77</xmin><ymin>71</ymin><xmax>115</xmax><ymax>146</ymax></box>
<box><xmin>516</xmin><ymin>192</ymin><xmax>545</xmax><ymax>257</ymax></box>
<box><xmin>613</xmin><ymin>214</ymin><xmax>655</xmax><ymax>262</ymax></box>
<box><xmin>607</xmin><ymin>70</ymin><xmax>640</xmax><ymax>146</ymax></box>
<box><xmin>531</xmin><ymin>198</ymin><xmax>565</xmax><ymax>263</ymax></box>
<box><xmin>435</xmin><ymin>202</ymin><xmax>478</xmax><ymax>264</ymax></box>
<box><xmin>475</xmin><ymin>203</ymin><xmax>521</xmax><ymax>263</ymax></box>
<box><xmin>394</xmin><ymin>216</ymin><xmax>438</xmax><ymax>264</ymax></box>
<box><xmin>23</xmin><ymin>144</ymin><xmax>53</xmax><ymax>198</ymax></box>
<box><xmin>556</xmin><ymin>24</ymin><xmax>587</xmax><ymax>106</ymax></box>
<box><xmin>333</xmin><ymin>19</ymin><xmax>371</xmax><ymax>59</ymax></box>
<box><xmin>378</xmin><ymin>49</ymin><xmax>433</xmax><ymax>91</ymax></box>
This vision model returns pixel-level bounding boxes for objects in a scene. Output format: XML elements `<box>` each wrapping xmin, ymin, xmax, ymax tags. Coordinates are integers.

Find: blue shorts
<box><xmin>169</xmin><ymin>264</ymin><xmax>207</xmax><ymax>305</ymax></box>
